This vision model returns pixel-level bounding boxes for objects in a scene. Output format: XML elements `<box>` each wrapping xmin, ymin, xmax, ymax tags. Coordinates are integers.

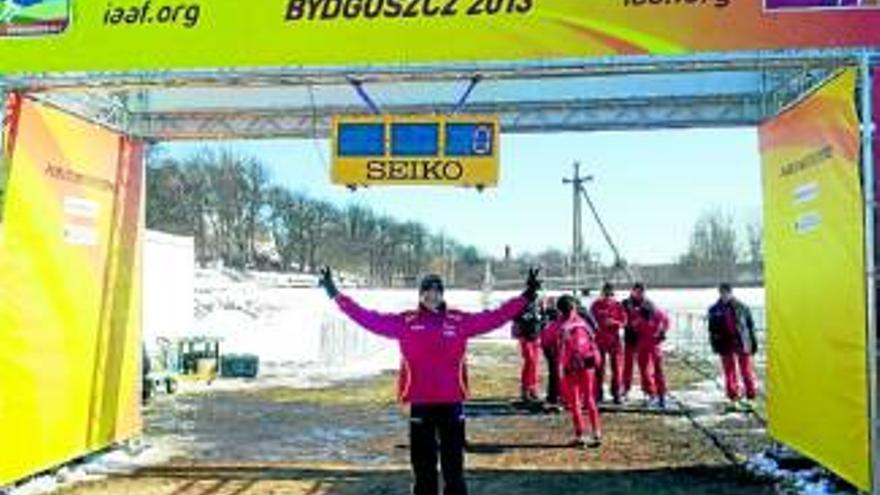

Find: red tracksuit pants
<box><xmin>721</xmin><ymin>352</ymin><xmax>758</xmax><ymax>400</ymax></box>
<box><xmin>623</xmin><ymin>341</ymin><xmax>637</xmax><ymax>395</ymax></box>
<box><xmin>637</xmin><ymin>343</ymin><xmax>666</xmax><ymax>398</ymax></box>
<box><xmin>519</xmin><ymin>339</ymin><xmax>541</xmax><ymax>397</ymax></box>
<box><xmin>596</xmin><ymin>337</ymin><xmax>623</xmax><ymax>401</ymax></box>
<box><xmin>562</xmin><ymin>368</ymin><xmax>601</xmax><ymax>437</ymax></box>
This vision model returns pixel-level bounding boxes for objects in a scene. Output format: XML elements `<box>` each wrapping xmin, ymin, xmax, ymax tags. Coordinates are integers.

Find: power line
<box><xmin>564</xmin><ymin>162</ymin><xmax>635</xmax><ymax>288</ymax></box>
<box><xmin>579</xmin><ymin>186</ymin><xmax>635</xmax><ymax>283</ymax></box>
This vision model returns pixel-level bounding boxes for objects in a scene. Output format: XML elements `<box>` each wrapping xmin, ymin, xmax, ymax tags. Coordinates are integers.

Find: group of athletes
<box><xmin>511</xmin><ymin>280</ymin><xmax>758</xmax><ymax>449</ymax></box>
<box><xmin>318</xmin><ymin>266</ymin><xmax>759</xmax><ymax>495</ymax></box>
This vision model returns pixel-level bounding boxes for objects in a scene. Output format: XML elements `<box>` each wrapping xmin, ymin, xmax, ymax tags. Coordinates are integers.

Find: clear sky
<box><xmin>164</xmin><ymin>127</ymin><xmax>763</xmax><ymax>265</ymax></box>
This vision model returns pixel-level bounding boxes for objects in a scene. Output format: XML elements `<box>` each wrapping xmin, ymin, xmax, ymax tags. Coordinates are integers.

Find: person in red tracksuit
<box><xmin>590</xmin><ymin>282</ymin><xmax>628</xmax><ymax>404</ymax></box>
<box><xmin>512</xmin><ymin>299</ymin><xmax>542</xmax><ymax>403</ymax></box>
<box><xmin>540</xmin><ymin>296</ymin><xmax>562</xmax><ymax>407</ymax></box>
<box><xmin>620</xmin><ymin>283</ymin><xmax>644</xmax><ymax>401</ymax></box>
<box><xmin>551</xmin><ymin>294</ymin><xmax>602</xmax><ymax>448</ymax></box>
<box><xmin>707</xmin><ymin>283</ymin><xmax>759</xmax><ymax>410</ymax></box>
<box><xmin>622</xmin><ymin>283</ymin><xmax>670</xmax><ymax>408</ymax></box>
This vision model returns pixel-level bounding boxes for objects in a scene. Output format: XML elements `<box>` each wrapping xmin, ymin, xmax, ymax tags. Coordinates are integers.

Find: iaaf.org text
<box><xmin>103</xmin><ymin>1</ymin><xmax>201</xmax><ymax>28</ymax></box>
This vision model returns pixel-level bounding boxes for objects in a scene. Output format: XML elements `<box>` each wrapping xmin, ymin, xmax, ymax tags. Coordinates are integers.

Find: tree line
<box><xmin>675</xmin><ymin>209</ymin><xmax>763</xmax><ymax>284</ymax></box>
<box><xmin>146</xmin><ymin>150</ymin><xmax>487</xmax><ymax>286</ymax></box>
<box><xmin>147</xmin><ymin>150</ymin><xmax>762</xmax><ymax>288</ymax></box>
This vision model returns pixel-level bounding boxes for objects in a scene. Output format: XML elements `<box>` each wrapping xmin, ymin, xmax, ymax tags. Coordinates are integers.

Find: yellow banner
<box><xmin>2</xmin><ymin>1</ymin><xmax>880</xmax><ymax>73</ymax></box>
<box><xmin>332</xmin><ymin>114</ymin><xmax>499</xmax><ymax>187</ymax></box>
<box><xmin>759</xmin><ymin>68</ymin><xmax>868</xmax><ymax>491</ymax></box>
<box><xmin>0</xmin><ymin>98</ymin><xmax>143</xmax><ymax>486</ymax></box>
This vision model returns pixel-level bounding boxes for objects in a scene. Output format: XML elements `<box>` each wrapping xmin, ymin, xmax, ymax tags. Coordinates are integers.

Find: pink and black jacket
<box><xmin>334</xmin><ymin>294</ymin><xmax>529</xmax><ymax>404</ymax></box>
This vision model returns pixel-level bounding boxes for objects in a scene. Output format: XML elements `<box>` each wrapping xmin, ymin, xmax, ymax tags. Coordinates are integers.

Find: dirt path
<box><xmin>56</xmin><ymin>343</ymin><xmax>774</xmax><ymax>495</ymax></box>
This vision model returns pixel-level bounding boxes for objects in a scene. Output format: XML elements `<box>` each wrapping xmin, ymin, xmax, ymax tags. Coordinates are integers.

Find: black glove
<box><xmin>522</xmin><ymin>267</ymin><xmax>542</xmax><ymax>301</ymax></box>
<box><xmin>318</xmin><ymin>266</ymin><xmax>339</xmax><ymax>299</ymax></box>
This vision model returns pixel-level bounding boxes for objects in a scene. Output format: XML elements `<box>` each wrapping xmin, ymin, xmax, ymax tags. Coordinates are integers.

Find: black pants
<box><xmin>410</xmin><ymin>403</ymin><xmax>467</xmax><ymax>495</ymax></box>
<box><xmin>543</xmin><ymin>347</ymin><xmax>560</xmax><ymax>404</ymax></box>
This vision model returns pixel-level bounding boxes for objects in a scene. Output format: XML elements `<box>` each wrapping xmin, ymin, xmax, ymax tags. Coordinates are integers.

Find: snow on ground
<box><xmin>6</xmin><ymin>439</ymin><xmax>181</xmax><ymax>495</ymax></box>
<box><xmin>188</xmin><ymin>270</ymin><xmax>401</xmax><ymax>382</ymax></box>
<box><xmin>667</xmin><ymin>376</ymin><xmax>854</xmax><ymax>495</ymax></box>
<box><xmin>747</xmin><ymin>453</ymin><xmax>857</xmax><ymax>495</ymax></box>
<box><xmin>670</xmin><ymin>379</ymin><xmax>724</xmax><ymax>418</ymax></box>
<box><xmin>151</xmin><ymin>269</ymin><xmax>767</xmax><ymax>393</ymax></box>
<box><xmin>187</xmin><ymin>270</ymin><xmax>531</xmax><ymax>387</ymax></box>
<box><xmin>8</xmin><ymin>270</ymin><xmax>774</xmax><ymax>495</ymax></box>
<box><xmin>664</xmin><ymin>379</ymin><xmax>855</xmax><ymax>495</ymax></box>
<box><xmin>641</xmin><ymin>287</ymin><xmax>765</xmax><ymax>312</ymax></box>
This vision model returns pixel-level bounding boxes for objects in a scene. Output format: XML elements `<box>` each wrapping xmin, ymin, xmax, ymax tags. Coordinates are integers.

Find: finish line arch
<box><xmin>0</xmin><ymin>1</ymin><xmax>878</xmax><ymax>492</ymax></box>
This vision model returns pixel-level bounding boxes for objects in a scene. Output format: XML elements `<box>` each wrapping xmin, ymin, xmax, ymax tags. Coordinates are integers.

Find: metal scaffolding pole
<box><xmin>859</xmin><ymin>52</ymin><xmax>878</xmax><ymax>495</ymax></box>
<box><xmin>451</xmin><ymin>75</ymin><xmax>481</xmax><ymax>114</ymax></box>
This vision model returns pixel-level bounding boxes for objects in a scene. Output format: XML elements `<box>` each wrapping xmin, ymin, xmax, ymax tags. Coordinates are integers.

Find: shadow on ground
<box><xmin>70</xmin><ymin>463</ymin><xmax>773</xmax><ymax>495</ymax></box>
<box><xmin>54</xmin><ymin>346</ymin><xmax>773</xmax><ymax>495</ymax></box>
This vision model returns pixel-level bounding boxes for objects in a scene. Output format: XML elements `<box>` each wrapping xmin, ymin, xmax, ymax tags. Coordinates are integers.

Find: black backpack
<box><xmin>514</xmin><ymin>303</ymin><xmax>543</xmax><ymax>341</ymax></box>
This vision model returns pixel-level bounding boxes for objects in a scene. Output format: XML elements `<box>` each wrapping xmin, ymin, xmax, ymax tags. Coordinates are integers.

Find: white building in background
<box><xmin>143</xmin><ymin>230</ymin><xmax>195</xmax><ymax>354</ymax></box>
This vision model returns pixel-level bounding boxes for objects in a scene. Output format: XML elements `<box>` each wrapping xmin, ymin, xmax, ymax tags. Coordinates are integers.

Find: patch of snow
<box><xmin>6</xmin><ymin>440</ymin><xmax>180</xmax><ymax>495</ymax></box>
<box><xmin>149</xmin><ymin>268</ymin><xmax>767</xmax><ymax>390</ymax></box>
<box><xmin>746</xmin><ymin>453</ymin><xmax>855</xmax><ymax>495</ymax></box>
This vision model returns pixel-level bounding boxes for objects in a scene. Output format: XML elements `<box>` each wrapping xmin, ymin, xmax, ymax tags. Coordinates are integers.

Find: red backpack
<box><xmin>562</xmin><ymin>319</ymin><xmax>598</xmax><ymax>372</ymax></box>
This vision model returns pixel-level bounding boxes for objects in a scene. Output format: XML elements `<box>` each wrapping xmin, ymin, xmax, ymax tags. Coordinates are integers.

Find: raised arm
<box><xmin>461</xmin><ymin>267</ymin><xmax>541</xmax><ymax>338</ymax></box>
<box><xmin>461</xmin><ymin>295</ymin><xmax>530</xmax><ymax>338</ymax></box>
<box><xmin>334</xmin><ymin>294</ymin><xmax>406</xmax><ymax>339</ymax></box>
<box><xmin>320</xmin><ymin>266</ymin><xmax>405</xmax><ymax>339</ymax></box>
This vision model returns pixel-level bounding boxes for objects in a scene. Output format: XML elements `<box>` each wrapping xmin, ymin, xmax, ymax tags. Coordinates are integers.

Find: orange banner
<box><xmin>0</xmin><ymin>98</ymin><xmax>143</xmax><ymax>486</ymax></box>
<box><xmin>759</xmin><ymin>69</ymin><xmax>868</xmax><ymax>491</ymax></box>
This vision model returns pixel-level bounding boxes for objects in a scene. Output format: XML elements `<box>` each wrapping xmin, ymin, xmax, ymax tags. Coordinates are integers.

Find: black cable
<box><xmin>578</xmin><ymin>186</ymin><xmax>635</xmax><ymax>283</ymax></box>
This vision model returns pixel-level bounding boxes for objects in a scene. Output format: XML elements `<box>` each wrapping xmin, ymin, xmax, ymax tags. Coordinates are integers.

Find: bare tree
<box><xmin>678</xmin><ymin>209</ymin><xmax>740</xmax><ymax>282</ymax></box>
<box><xmin>746</xmin><ymin>219</ymin><xmax>763</xmax><ymax>278</ymax></box>
<box><xmin>244</xmin><ymin>157</ymin><xmax>270</xmax><ymax>267</ymax></box>
<box><xmin>146</xmin><ymin>148</ymin><xmax>492</xmax><ymax>285</ymax></box>
<box><xmin>267</xmin><ymin>186</ymin><xmax>296</xmax><ymax>270</ymax></box>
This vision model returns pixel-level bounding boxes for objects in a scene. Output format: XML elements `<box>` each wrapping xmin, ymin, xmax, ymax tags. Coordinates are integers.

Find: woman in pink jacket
<box><xmin>319</xmin><ymin>266</ymin><xmax>541</xmax><ymax>495</ymax></box>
